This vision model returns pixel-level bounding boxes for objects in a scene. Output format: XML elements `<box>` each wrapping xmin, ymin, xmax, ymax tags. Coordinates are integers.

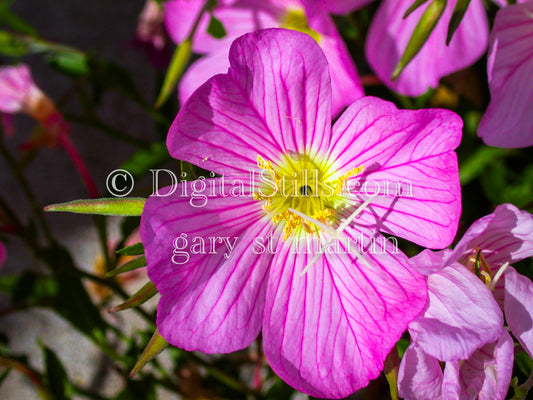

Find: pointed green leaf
<box><xmin>105</xmin><ymin>255</ymin><xmax>146</xmax><ymax>278</ymax></box>
<box><xmin>130</xmin><ymin>330</ymin><xmax>168</xmax><ymax>377</ymax></box>
<box><xmin>108</xmin><ymin>281</ymin><xmax>157</xmax><ymax>312</ymax></box>
<box><xmin>403</xmin><ymin>0</ymin><xmax>431</xmax><ymax>19</ymax></box>
<box><xmin>44</xmin><ymin>198</ymin><xmax>145</xmax><ymax>216</ymax></box>
<box><xmin>392</xmin><ymin>0</ymin><xmax>447</xmax><ymax>81</ymax></box>
<box><xmin>207</xmin><ymin>13</ymin><xmax>227</xmax><ymax>39</ymax></box>
<box><xmin>117</xmin><ymin>242</ymin><xmax>145</xmax><ymax>256</ymax></box>
<box><xmin>154</xmin><ymin>38</ymin><xmax>192</xmax><ymax>108</ymax></box>
<box><xmin>446</xmin><ymin>0</ymin><xmax>472</xmax><ymax>45</ymax></box>
<box><xmin>41</xmin><ymin>344</ymin><xmax>73</xmax><ymax>400</ymax></box>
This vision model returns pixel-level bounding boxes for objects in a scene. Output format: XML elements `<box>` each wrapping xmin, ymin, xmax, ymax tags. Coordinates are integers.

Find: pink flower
<box><xmin>478</xmin><ymin>1</ymin><xmax>533</xmax><ymax>148</ymax></box>
<box><xmin>398</xmin><ymin>203</ymin><xmax>533</xmax><ymax>400</ymax></box>
<box><xmin>366</xmin><ymin>0</ymin><xmax>489</xmax><ymax>96</ymax></box>
<box><xmin>0</xmin><ymin>64</ymin><xmax>98</xmax><ymax>198</ymax></box>
<box><xmin>164</xmin><ymin>0</ymin><xmax>365</xmax><ymax>115</ymax></box>
<box><xmin>141</xmin><ymin>29</ymin><xmax>463</xmax><ymax>397</ymax></box>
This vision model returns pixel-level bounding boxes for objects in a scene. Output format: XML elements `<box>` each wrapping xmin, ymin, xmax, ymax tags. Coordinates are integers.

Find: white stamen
<box><xmin>489</xmin><ymin>261</ymin><xmax>510</xmax><ymax>291</ymax></box>
<box><xmin>291</xmin><ymin>192</ymin><xmax>379</xmax><ymax>276</ymax></box>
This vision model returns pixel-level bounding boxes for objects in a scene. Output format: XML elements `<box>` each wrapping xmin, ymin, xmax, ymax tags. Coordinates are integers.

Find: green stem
<box><xmin>0</xmin><ymin>135</ymin><xmax>55</xmax><ymax>244</ymax></box>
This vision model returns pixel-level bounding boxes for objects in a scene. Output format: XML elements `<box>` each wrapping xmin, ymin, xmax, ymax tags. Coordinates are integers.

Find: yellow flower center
<box><xmin>254</xmin><ymin>153</ymin><xmax>363</xmax><ymax>239</ymax></box>
<box><xmin>281</xmin><ymin>9</ymin><xmax>321</xmax><ymax>43</ymax></box>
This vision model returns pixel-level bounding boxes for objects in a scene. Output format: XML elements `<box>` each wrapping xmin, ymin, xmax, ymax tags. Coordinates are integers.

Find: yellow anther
<box><xmin>335</xmin><ymin>165</ymin><xmax>364</xmax><ymax>194</ymax></box>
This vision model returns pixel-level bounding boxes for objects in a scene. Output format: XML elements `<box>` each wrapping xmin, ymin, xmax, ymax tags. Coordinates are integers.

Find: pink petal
<box><xmin>449</xmin><ymin>203</ymin><xmax>533</xmax><ymax>268</ymax></box>
<box><xmin>168</xmin><ymin>29</ymin><xmax>332</xmax><ymax>176</ymax></box>
<box><xmin>409</xmin><ymin>248</ymin><xmax>452</xmax><ymax>276</ymax></box>
<box><xmin>365</xmin><ymin>0</ymin><xmax>488</xmax><ymax>96</ymax></box>
<box><xmin>321</xmin><ymin>0</ymin><xmax>374</xmax><ymax>15</ymax></box>
<box><xmin>398</xmin><ymin>344</ymin><xmax>443</xmax><ymax>400</ymax></box>
<box><xmin>303</xmin><ymin>0</ymin><xmax>364</xmax><ymax>115</ymax></box>
<box><xmin>478</xmin><ymin>2</ymin><xmax>533</xmax><ymax>148</ymax></box>
<box><xmin>504</xmin><ymin>267</ymin><xmax>533</xmax><ymax>358</ymax></box>
<box><xmin>456</xmin><ymin>330</ymin><xmax>514</xmax><ymax>400</ymax></box>
<box><xmin>141</xmin><ymin>179</ymin><xmax>274</xmax><ymax>352</ymax></box>
<box><xmin>328</xmin><ymin>96</ymin><xmax>462</xmax><ymax>248</ymax></box>
<box><xmin>0</xmin><ymin>64</ymin><xmax>33</xmax><ymax>113</ymax></box>
<box><xmin>164</xmin><ymin>0</ymin><xmax>276</xmax><ymax>53</ymax></box>
<box><xmin>409</xmin><ymin>263</ymin><xmax>503</xmax><ymax>361</ymax></box>
<box><xmin>178</xmin><ymin>50</ymin><xmax>230</xmax><ymax>106</ymax></box>
<box><xmin>262</xmin><ymin>227</ymin><xmax>427</xmax><ymax>398</ymax></box>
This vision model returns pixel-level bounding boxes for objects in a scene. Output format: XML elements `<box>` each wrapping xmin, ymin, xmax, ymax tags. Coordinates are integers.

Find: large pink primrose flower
<box><xmin>164</xmin><ymin>0</ymin><xmax>365</xmax><ymax>115</ymax></box>
<box><xmin>366</xmin><ymin>0</ymin><xmax>489</xmax><ymax>96</ymax></box>
<box><xmin>141</xmin><ymin>29</ymin><xmax>462</xmax><ymax>398</ymax></box>
<box><xmin>399</xmin><ymin>203</ymin><xmax>533</xmax><ymax>400</ymax></box>
<box><xmin>478</xmin><ymin>1</ymin><xmax>533</xmax><ymax>148</ymax></box>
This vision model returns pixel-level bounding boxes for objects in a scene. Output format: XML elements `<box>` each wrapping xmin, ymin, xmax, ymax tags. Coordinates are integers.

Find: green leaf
<box><xmin>44</xmin><ymin>198</ymin><xmax>146</xmax><ymax>216</ymax></box>
<box><xmin>207</xmin><ymin>14</ymin><xmax>227</xmax><ymax>39</ymax></box>
<box><xmin>46</xmin><ymin>50</ymin><xmax>89</xmax><ymax>77</ymax></box>
<box><xmin>392</xmin><ymin>0</ymin><xmax>447</xmax><ymax>81</ymax></box>
<box><xmin>120</xmin><ymin>142</ymin><xmax>170</xmax><ymax>177</ymax></box>
<box><xmin>37</xmin><ymin>245</ymin><xmax>108</xmax><ymax>344</ymax></box>
<box><xmin>106</xmin><ymin>255</ymin><xmax>146</xmax><ymax>278</ymax></box>
<box><xmin>459</xmin><ymin>147</ymin><xmax>508</xmax><ymax>185</ymax></box>
<box><xmin>0</xmin><ymin>30</ymin><xmax>29</xmax><ymax>57</ymax></box>
<box><xmin>155</xmin><ymin>38</ymin><xmax>192</xmax><ymax>108</ymax></box>
<box><xmin>129</xmin><ymin>330</ymin><xmax>168</xmax><ymax>377</ymax></box>
<box><xmin>108</xmin><ymin>281</ymin><xmax>157</xmax><ymax>312</ymax></box>
<box><xmin>117</xmin><ymin>242</ymin><xmax>144</xmax><ymax>256</ymax></box>
<box><xmin>403</xmin><ymin>0</ymin><xmax>431</xmax><ymax>18</ymax></box>
<box><xmin>446</xmin><ymin>0</ymin><xmax>472</xmax><ymax>45</ymax></box>
<box><xmin>41</xmin><ymin>344</ymin><xmax>73</xmax><ymax>400</ymax></box>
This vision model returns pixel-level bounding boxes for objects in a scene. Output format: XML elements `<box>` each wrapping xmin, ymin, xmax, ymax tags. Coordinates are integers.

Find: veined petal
<box><xmin>302</xmin><ymin>0</ymin><xmax>364</xmax><ymax>115</ymax></box>
<box><xmin>409</xmin><ymin>263</ymin><xmax>503</xmax><ymax>361</ymax></box>
<box><xmin>456</xmin><ymin>330</ymin><xmax>514</xmax><ymax>400</ymax></box>
<box><xmin>329</xmin><ymin>97</ymin><xmax>462</xmax><ymax>248</ymax></box>
<box><xmin>178</xmin><ymin>50</ymin><xmax>230</xmax><ymax>107</ymax></box>
<box><xmin>478</xmin><ymin>2</ymin><xmax>533</xmax><ymax>148</ymax></box>
<box><xmin>409</xmin><ymin>248</ymin><xmax>452</xmax><ymax>276</ymax></box>
<box><xmin>169</xmin><ymin>29</ymin><xmax>332</xmax><ymax>176</ymax></box>
<box><xmin>398</xmin><ymin>344</ymin><xmax>443</xmax><ymax>400</ymax></box>
<box><xmin>504</xmin><ymin>267</ymin><xmax>533</xmax><ymax>358</ymax></box>
<box><xmin>365</xmin><ymin>0</ymin><xmax>488</xmax><ymax>96</ymax></box>
<box><xmin>164</xmin><ymin>0</ymin><xmax>274</xmax><ymax>54</ymax></box>
<box><xmin>140</xmin><ymin>180</ymin><xmax>274</xmax><ymax>352</ymax></box>
<box><xmin>262</xmin><ymin>227</ymin><xmax>427</xmax><ymax>398</ymax></box>
<box><xmin>449</xmin><ymin>203</ymin><xmax>533</xmax><ymax>268</ymax></box>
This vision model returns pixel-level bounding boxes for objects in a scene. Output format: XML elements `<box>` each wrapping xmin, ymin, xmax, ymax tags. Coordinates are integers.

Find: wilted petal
<box><xmin>409</xmin><ymin>263</ymin><xmax>503</xmax><ymax>361</ymax></box>
<box><xmin>328</xmin><ymin>96</ymin><xmax>462</xmax><ymax>248</ymax></box>
<box><xmin>478</xmin><ymin>2</ymin><xmax>533</xmax><ymax>148</ymax></box>
<box><xmin>398</xmin><ymin>344</ymin><xmax>443</xmax><ymax>400</ymax></box>
<box><xmin>505</xmin><ymin>267</ymin><xmax>533</xmax><ymax>358</ymax></box>
<box><xmin>141</xmin><ymin>180</ymin><xmax>274</xmax><ymax>352</ymax></box>
<box><xmin>449</xmin><ymin>203</ymin><xmax>533</xmax><ymax>268</ymax></box>
<box><xmin>262</xmin><ymin>227</ymin><xmax>427</xmax><ymax>398</ymax></box>
<box><xmin>366</xmin><ymin>0</ymin><xmax>488</xmax><ymax>96</ymax></box>
<box><xmin>0</xmin><ymin>64</ymin><xmax>33</xmax><ymax>113</ymax></box>
<box><xmin>457</xmin><ymin>330</ymin><xmax>514</xmax><ymax>400</ymax></box>
<box><xmin>168</xmin><ymin>29</ymin><xmax>332</xmax><ymax>176</ymax></box>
